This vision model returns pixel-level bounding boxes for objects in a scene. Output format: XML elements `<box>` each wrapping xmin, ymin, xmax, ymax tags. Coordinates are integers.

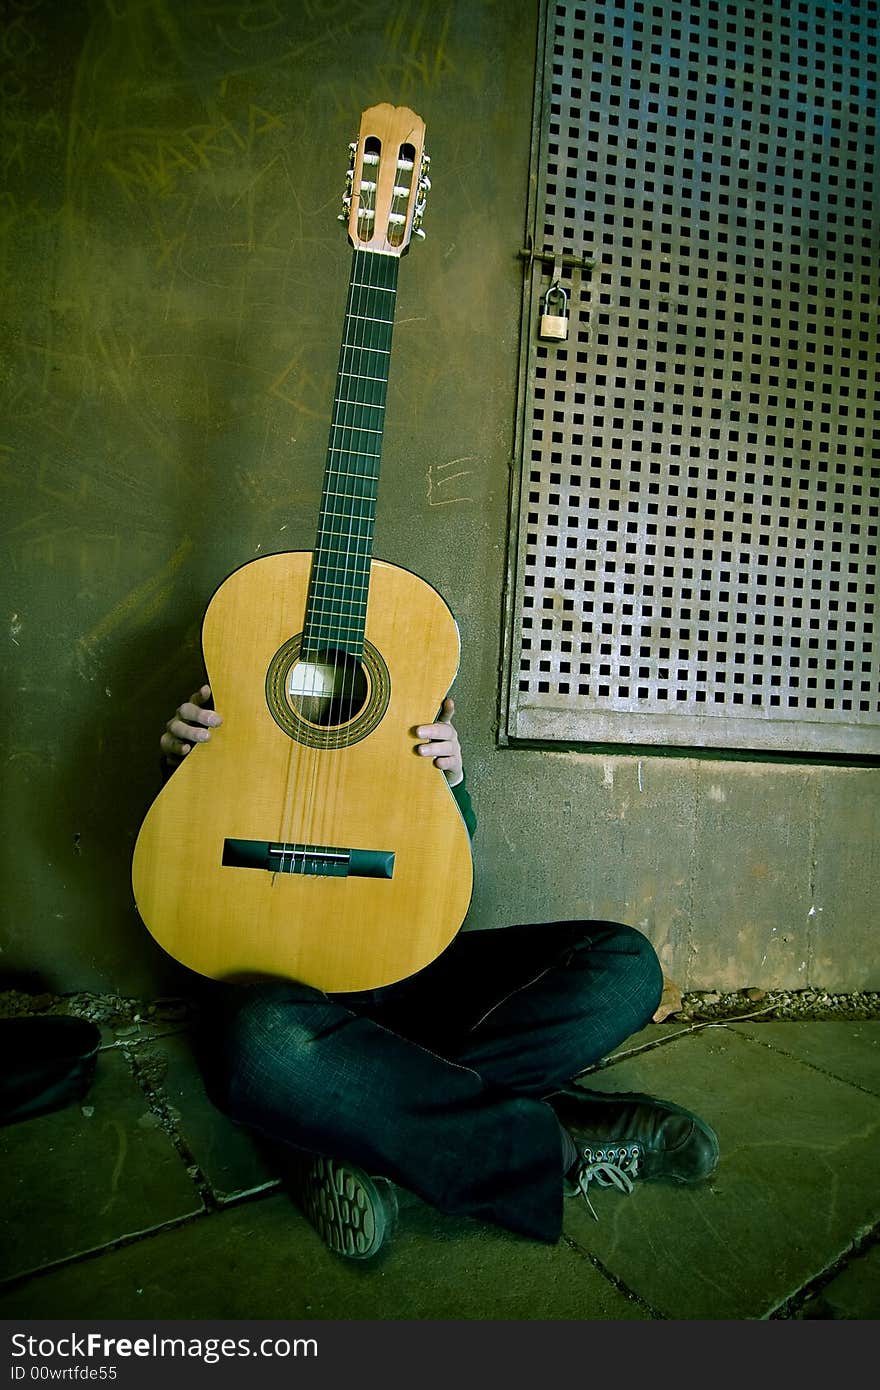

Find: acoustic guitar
<box><xmin>131</xmin><ymin>104</ymin><xmax>473</xmax><ymax>992</ymax></box>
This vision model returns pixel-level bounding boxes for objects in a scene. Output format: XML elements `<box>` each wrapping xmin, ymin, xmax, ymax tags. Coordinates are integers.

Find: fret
<box><xmin>309</xmin><ymin>591</ymin><xmax>369</xmax><ymax>607</ymax></box>
<box><xmin>316</xmin><ymin>532</ymin><xmax>373</xmax><ymax>546</ymax></box>
<box><xmin>307</xmin><ymin>615</ymin><xmax>368</xmax><ymax>631</ymax></box>
<box><xmin>300</xmin><ymin>644</ymin><xmax>364</xmax><ymax>662</ymax></box>
<box><xmin>313</xmin><ymin>557</ymin><xmax>371</xmax><ymax>575</ymax></box>
<box><xmin>324</xmin><ymin>467</ymin><xmax>380</xmax><ymax>482</ymax></box>
<box><xmin>333</xmin><ymin>397</ymin><xmax>385</xmax><ymax>411</ymax></box>
<box><xmin>316</xmin><ymin>516</ymin><xmax>375</xmax><ymax>534</ymax></box>
<box><xmin>302</xmin><ymin>249</ymin><xmax>399</xmax><ymax>646</ymax></box>
<box><xmin>351</xmin><ymin>281</ymin><xmax>396</xmax><ymax>293</ymax></box>
<box><xmin>325</xmin><ymin>452</ymin><xmax>381</xmax><ymax>470</ymax></box>
<box><xmin>311</xmin><ymin>575</ymin><xmax>370</xmax><ymax>589</ymax></box>
<box><xmin>323</xmin><ymin>462</ymin><xmax>379</xmax><ymax>478</ymax></box>
<box><xmin>313</xmin><ymin>560</ymin><xmax>371</xmax><ymax>575</ymax></box>
<box><xmin>335</xmin><ymin>395</ymin><xmax>387</xmax><ymax>412</ymax></box>
<box><xmin>319</xmin><ymin>505</ymin><xmax>374</xmax><ymax>518</ymax></box>
<box><xmin>329</xmin><ymin>422</ymin><xmax>384</xmax><ymax>437</ymax></box>
<box><xmin>340</xmin><ymin>341</ymin><xmax>391</xmax><ymax>354</ymax></box>
<box><xmin>311</xmin><ymin>573</ymin><xmax>370</xmax><ymax>590</ymax></box>
<box><xmin>339</xmin><ymin>370</ymin><xmax>388</xmax><ymax>385</ymax></box>
<box><xmin>323</xmin><ymin>467</ymin><xmax>379</xmax><ymax>478</ymax></box>
<box><xmin>328</xmin><ymin>441</ymin><xmax>381</xmax><ymax>456</ymax></box>
<box><xmin>309</xmin><ymin>598</ymin><xmax>369</xmax><ymax>614</ymax></box>
<box><xmin>307</xmin><ymin>596</ymin><xmax>369</xmax><ymax>614</ymax></box>
<box><xmin>314</xmin><ymin>542</ymin><xmax>372</xmax><ymax>557</ymax></box>
<box><xmin>311</xmin><ymin>576</ymin><xmax>371</xmax><ymax>589</ymax></box>
<box><xmin>304</xmin><ymin>615</ymin><xmax>366</xmax><ymax>629</ymax></box>
<box><xmin>316</xmin><ymin>510</ymin><xmax>374</xmax><ymax>526</ymax></box>
<box><xmin>304</xmin><ymin>618</ymin><xmax>370</xmax><ymax>638</ymax></box>
<box><xmin>301</xmin><ymin>631</ymin><xmax>363</xmax><ymax>650</ymax></box>
<box><xmin>341</xmin><ymin>309</ymin><xmax>392</xmax><ymax>326</ymax></box>
<box><xmin>318</xmin><ymin>519</ymin><xmax>376</xmax><ymax>532</ymax></box>
<box><xmin>310</xmin><ymin>571</ymin><xmax>371</xmax><ymax>588</ymax></box>
<box><xmin>312</xmin><ymin>557</ymin><xmax>372</xmax><ymax>574</ymax></box>
<box><xmin>328</xmin><ymin>446</ymin><xmax>382</xmax><ymax>460</ymax></box>
<box><xmin>312</xmin><ymin>547</ymin><xmax>372</xmax><ymax>563</ymax></box>
<box><xmin>319</xmin><ymin>494</ymin><xmax>376</xmax><ymax>509</ymax></box>
<box><xmin>313</xmin><ymin>534</ymin><xmax>373</xmax><ymax>550</ymax></box>
<box><xmin>325</xmin><ymin>453</ymin><xmax>380</xmax><ymax>467</ymax></box>
<box><xmin>332</xmin><ymin>403</ymin><xmax>385</xmax><ymax>414</ymax></box>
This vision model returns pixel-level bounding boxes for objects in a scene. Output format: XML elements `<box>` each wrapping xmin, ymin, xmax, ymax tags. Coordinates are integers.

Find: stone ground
<box><xmin>0</xmin><ymin>991</ymin><xmax>878</xmax><ymax>1322</ymax></box>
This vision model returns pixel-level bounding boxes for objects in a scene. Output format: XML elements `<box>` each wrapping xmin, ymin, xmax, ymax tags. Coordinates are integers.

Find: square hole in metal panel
<box><xmin>503</xmin><ymin>0</ymin><xmax>879</xmax><ymax>757</ymax></box>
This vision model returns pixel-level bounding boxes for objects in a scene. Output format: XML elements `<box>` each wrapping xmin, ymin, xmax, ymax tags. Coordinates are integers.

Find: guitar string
<box><xmin>327</xmin><ymin>229</ymin><xmax>395</xmax><ymax>858</ymax></box>
<box><xmin>286</xmin><ymin>175</ymin><xmax>382</xmax><ymax>865</ymax></box>
<box><xmin>312</xmin><ymin>153</ymin><xmax>405</xmax><ymax>866</ymax></box>
<box><xmin>283</xmin><ymin>139</ymin><xmax>413</xmax><ymax>879</ymax></box>
<box><xmin>294</xmin><ymin>240</ymin><xmax>373</xmax><ymax>866</ymax></box>
<box><xmin>317</xmin><ymin>242</ymin><xmax>374</xmax><ymax>859</ymax></box>
<box><xmin>289</xmin><ymin>198</ymin><xmax>371</xmax><ymax>864</ymax></box>
<box><xmin>283</xmin><ymin>237</ymin><xmax>367</xmax><ymax>869</ymax></box>
<box><xmin>330</xmin><ymin>156</ymin><xmax>412</xmax><ymax>859</ymax></box>
<box><xmin>332</xmin><ymin>243</ymin><xmax>377</xmax><ymax>846</ymax></box>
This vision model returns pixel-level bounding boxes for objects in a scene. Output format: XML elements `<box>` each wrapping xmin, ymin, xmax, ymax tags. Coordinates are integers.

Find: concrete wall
<box><xmin>2</xmin><ymin>0</ymin><xmax>877</xmax><ymax>998</ymax></box>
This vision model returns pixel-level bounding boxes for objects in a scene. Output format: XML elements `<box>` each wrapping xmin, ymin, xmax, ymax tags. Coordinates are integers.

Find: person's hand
<box><xmin>414</xmin><ymin>697</ymin><xmax>463</xmax><ymax>787</ymax></box>
<box><xmin>160</xmin><ymin>684</ymin><xmax>222</xmax><ymax>765</ymax></box>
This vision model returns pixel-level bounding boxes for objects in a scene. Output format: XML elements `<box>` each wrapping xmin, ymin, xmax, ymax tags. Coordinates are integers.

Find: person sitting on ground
<box><xmin>158</xmin><ymin>683</ymin><xmax>719</xmax><ymax>1259</ymax></box>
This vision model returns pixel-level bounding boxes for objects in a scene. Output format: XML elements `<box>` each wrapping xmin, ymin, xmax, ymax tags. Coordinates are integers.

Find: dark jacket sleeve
<box><xmin>451</xmin><ymin>773</ymin><xmax>477</xmax><ymax>841</ymax></box>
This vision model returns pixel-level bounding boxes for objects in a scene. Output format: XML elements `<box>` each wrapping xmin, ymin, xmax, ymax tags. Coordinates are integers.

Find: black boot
<box><xmin>550</xmin><ymin>1086</ymin><xmax>719</xmax><ymax>1218</ymax></box>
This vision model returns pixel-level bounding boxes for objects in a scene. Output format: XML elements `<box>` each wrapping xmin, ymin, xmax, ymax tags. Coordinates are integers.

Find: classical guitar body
<box><xmin>132</xmin><ymin>104</ymin><xmax>474</xmax><ymax>992</ymax></box>
<box><xmin>132</xmin><ymin>552</ymin><xmax>473</xmax><ymax>992</ymax></box>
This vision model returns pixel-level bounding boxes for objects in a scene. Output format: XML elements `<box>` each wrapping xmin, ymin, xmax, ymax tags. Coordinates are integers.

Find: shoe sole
<box><xmin>298</xmin><ymin>1155</ymin><xmax>398</xmax><ymax>1259</ymax></box>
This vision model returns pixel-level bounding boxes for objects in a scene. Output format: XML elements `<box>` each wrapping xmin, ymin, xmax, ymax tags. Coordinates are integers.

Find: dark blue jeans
<box><xmin>201</xmin><ymin>921</ymin><xmax>663</xmax><ymax>1243</ymax></box>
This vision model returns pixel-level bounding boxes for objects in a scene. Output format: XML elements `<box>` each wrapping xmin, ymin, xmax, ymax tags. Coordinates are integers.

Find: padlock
<box><xmin>539</xmin><ymin>283</ymin><xmax>569</xmax><ymax>341</ymax></box>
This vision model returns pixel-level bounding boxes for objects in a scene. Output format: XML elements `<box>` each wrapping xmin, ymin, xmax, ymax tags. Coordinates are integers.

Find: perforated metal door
<box><xmin>502</xmin><ymin>0</ymin><xmax>879</xmax><ymax>756</ymax></box>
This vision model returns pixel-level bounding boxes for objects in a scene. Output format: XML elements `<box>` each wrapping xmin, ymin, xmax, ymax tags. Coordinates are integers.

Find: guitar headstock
<box><xmin>340</xmin><ymin>103</ymin><xmax>430</xmax><ymax>255</ymax></box>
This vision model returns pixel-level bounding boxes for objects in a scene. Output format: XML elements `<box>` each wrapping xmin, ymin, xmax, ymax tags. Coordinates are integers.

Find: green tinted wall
<box><xmin>2</xmin><ymin>0</ymin><xmax>877</xmax><ymax>998</ymax></box>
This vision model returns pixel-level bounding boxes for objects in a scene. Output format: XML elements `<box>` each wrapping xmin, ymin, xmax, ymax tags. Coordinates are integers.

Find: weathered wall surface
<box><xmin>2</xmin><ymin>0</ymin><xmax>877</xmax><ymax>997</ymax></box>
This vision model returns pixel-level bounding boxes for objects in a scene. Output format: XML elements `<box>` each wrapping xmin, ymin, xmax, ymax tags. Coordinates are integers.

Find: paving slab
<box><xmin>3</xmin><ymin>1015</ymin><xmax>876</xmax><ymax>1321</ymax></box>
<box><xmin>562</xmin><ymin>1024</ymin><xmax>880</xmax><ymax>1319</ymax></box>
<box><xmin>0</xmin><ymin>1048</ymin><xmax>203</xmax><ymax>1284</ymax></box>
<box><xmin>0</xmin><ymin>1192</ymin><xmax>646</xmax><ymax>1321</ymax></box>
<box><xmin>153</xmin><ymin>1032</ymin><xmax>281</xmax><ymax>1202</ymax></box>
<box><xmin>728</xmin><ymin>1021</ymin><xmax>880</xmax><ymax>1097</ymax></box>
<box><xmin>797</xmin><ymin>1243</ymin><xmax>880</xmax><ymax>1320</ymax></box>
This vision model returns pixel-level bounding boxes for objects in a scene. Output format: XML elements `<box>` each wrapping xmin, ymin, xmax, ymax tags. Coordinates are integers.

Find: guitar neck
<box><xmin>302</xmin><ymin>249</ymin><xmax>400</xmax><ymax>659</ymax></box>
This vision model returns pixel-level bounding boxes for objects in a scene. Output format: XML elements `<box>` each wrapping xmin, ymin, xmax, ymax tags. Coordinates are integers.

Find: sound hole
<box><xmin>287</xmin><ymin>648</ymin><xmax>369</xmax><ymax>727</ymax></box>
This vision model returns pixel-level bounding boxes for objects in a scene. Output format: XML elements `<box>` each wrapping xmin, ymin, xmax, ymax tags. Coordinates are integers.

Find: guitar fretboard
<box><xmin>302</xmin><ymin>249</ymin><xmax>400</xmax><ymax>658</ymax></box>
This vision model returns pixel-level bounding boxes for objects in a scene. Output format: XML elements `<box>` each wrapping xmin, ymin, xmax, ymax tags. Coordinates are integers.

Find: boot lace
<box><xmin>571</xmin><ymin>1144</ymin><xmax>641</xmax><ymax>1221</ymax></box>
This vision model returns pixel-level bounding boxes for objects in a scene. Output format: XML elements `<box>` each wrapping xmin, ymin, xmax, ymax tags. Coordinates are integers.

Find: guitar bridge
<box><xmin>222</xmin><ymin>838</ymin><xmax>395</xmax><ymax>879</ymax></box>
